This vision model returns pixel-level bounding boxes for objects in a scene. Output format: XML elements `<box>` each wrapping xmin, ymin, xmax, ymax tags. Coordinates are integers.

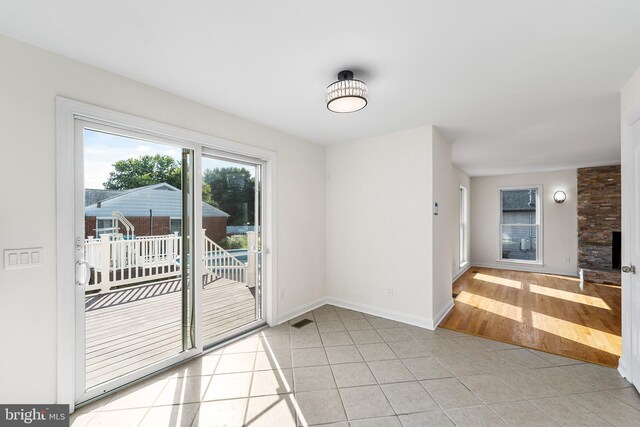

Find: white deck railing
<box><xmin>203</xmin><ymin>231</ymin><xmax>247</xmax><ymax>283</ymax></box>
<box><xmin>83</xmin><ymin>230</ymin><xmax>248</xmax><ymax>294</ymax></box>
<box><xmin>84</xmin><ymin>234</ymin><xmax>182</xmax><ymax>294</ymax></box>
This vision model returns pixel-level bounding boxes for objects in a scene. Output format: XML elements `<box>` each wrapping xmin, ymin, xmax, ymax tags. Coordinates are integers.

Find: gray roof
<box><xmin>501</xmin><ymin>189</ymin><xmax>536</xmax><ymax>211</ymax></box>
<box><xmin>85</xmin><ymin>188</ymin><xmax>136</xmax><ymax>206</ymax></box>
<box><xmin>84</xmin><ymin>183</ymin><xmax>229</xmax><ymax>218</ymax></box>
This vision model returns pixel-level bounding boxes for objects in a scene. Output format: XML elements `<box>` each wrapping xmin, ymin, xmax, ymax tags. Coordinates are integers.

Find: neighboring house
<box><xmin>84</xmin><ymin>183</ymin><xmax>229</xmax><ymax>242</ymax></box>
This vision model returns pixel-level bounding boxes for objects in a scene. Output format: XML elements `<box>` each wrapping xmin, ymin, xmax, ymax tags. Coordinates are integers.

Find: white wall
<box><xmin>452</xmin><ymin>166</ymin><xmax>471</xmax><ymax>280</ymax></box>
<box><xmin>470</xmin><ymin>169</ymin><xmax>578</xmax><ymax>276</ymax></box>
<box><xmin>431</xmin><ymin>128</ymin><xmax>454</xmax><ymax>321</ymax></box>
<box><xmin>620</xmin><ymin>66</ymin><xmax>640</xmax><ymax>382</ymax></box>
<box><xmin>325</xmin><ymin>127</ymin><xmax>433</xmax><ymax>324</ymax></box>
<box><xmin>0</xmin><ymin>35</ymin><xmax>326</xmax><ymax>404</ymax></box>
<box><xmin>326</xmin><ymin>126</ymin><xmax>453</xmax><ymax>328</ymax></box>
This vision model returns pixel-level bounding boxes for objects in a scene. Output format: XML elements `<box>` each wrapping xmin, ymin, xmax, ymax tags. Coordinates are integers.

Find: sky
<box><xmin>83</xmin><ymin>128</ymin><xmax>255</xmax><ymax>189</ymax></box>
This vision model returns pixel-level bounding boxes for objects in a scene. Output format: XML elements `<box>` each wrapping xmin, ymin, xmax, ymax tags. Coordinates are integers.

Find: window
<box><xmin>459</xmin><ymin>186</ymin><xmax>469</xmax><ymax>267</ymax></box>
<box><xmin>170</xmin><ymin>218</ymin><xmax>182</xmax><ymax>235</ymax></box>
<box><xmin>96</xmin><ymin>218</ymin><xmax>116</xmax><ymax>237</ymax></box>
<box><xmin>499</xmin><ymin>186</ymin><xmax>542</xmax><ymax>264</ymax></box>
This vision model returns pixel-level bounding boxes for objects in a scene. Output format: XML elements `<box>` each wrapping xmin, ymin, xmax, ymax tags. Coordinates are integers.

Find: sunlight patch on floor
<box><xmin>531</xmin><ymin>311</ymin><xmax>621</xmax><ymax>356</ymax></box>
<box><xmin>529</xmin><ymin>284</ymin><xmax>611</xmax><ymax>310</ymax></box>
<box><xmin>473</xmin><ymin>273</ymin><xmax>522</xmax><ymax>289</ymax></box>
<box><xmin>456</xmin><ymin>291</ymin><xmax>523</xmax><ymax>322</ymax></box>
<box><xmin>537</xmin><ymin>273</ymin><xmax>581</xmax><ymax>283</ymax></box>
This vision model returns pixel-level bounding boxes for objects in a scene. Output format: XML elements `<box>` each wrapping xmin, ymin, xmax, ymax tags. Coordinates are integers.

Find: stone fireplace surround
<box><xmin>577</xmin><ymin>165</ymin><xmax>621</xmax><ymax>285</ymax></box>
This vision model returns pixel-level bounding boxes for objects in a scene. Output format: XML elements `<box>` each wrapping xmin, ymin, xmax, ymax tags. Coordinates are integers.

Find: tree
<box><xmin>104</xmin><ymin>154</ymin><xmax>213</xmax><ymax>203</ymax></box>
<box><xmin>104</xmin><ymin>155</ymin><xmax>182</xmax><ymax>189</ymax></box>
<box><xmin>203</xmin><ymin>167</ymin><xmax>255</xmax><ymax>226</ymax></box>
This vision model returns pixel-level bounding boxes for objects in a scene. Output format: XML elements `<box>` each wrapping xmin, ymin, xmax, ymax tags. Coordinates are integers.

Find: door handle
<box><xmin>75</xmin><ymin>260</ymin><xmax>91</xmax><ymax>286</ymax></box>
<box><xmin>622</xmin><ymin>265</ymin><xmax>636</xmax><ymax>274</ymax></box>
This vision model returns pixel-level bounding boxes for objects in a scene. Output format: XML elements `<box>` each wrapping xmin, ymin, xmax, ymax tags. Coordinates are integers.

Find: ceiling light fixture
<box><xmin>326</xmin><ymin>70</ymin><xmax>368</xmax><ymax>113</ymax></box>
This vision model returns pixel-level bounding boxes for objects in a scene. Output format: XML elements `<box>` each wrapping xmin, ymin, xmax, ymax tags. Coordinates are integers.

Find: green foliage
<box><xmin>104</xmin><ymin>154</ymin><xmax>182</xmax><ymax>190</ymax></box>
<box><xmin>103</xmin><ymin>156</ymin><xmax>255</xmax><ymax>222</ymax></box>
<box><xmin>103</xmin><ymin>154</ymin><xmax>213</xmax><ymax>202</ymax></box>
<box><xmin>219</xmin><ymin>235</ymin><xmax>247</xmax><ymax>250</ymax></box>
<box><xmin>203</xmin><ymin>167</ymin><xmax>255</xmax><ymax>226</ymax></box>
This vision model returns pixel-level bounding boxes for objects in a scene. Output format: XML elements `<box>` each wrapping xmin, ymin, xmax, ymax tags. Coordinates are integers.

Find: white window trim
<box><xmin>497</xmin><ymin>184</ymin><xmax>544</xmax><ymax>266</ymax></box>
<box><xmin>95</xmin><ymin>216</ymin><xmax>116</xmax><ymax>237</ymax></box>
<box><xmin>169</xmin><ymin>217</ymin><xmax>182</xmax><ymax>235</ymax></box>
<box><xmin>459</xmin><ymin>186</ymin><xmax>469</xmax><ymax>268</ymax></box>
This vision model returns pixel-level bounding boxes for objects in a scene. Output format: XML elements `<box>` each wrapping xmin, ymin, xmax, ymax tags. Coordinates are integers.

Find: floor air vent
<box><xmin>291</xmin><ymin>319</ymin><xmax>314</xmax><ymax>329</ymax></box>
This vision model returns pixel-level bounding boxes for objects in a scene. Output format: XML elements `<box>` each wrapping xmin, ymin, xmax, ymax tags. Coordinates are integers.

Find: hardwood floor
<box><xmin>85</xmin><ymin>277</ymin><xmax>257</xmax><ymax>389</ymax></box>
<box><xmin>440</xmin><ymin>267</ymin><xmax>621</xmax><ymax>367</ymax></box>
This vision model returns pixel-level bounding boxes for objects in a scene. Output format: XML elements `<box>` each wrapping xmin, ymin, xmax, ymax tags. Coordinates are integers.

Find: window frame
<box><xmin>459</xmin><ymin>186</ymin><xmax>469</xmax><ymax>268</ymax></box>
<box><xmin>497</xmin><ymin>185</ymin><xmax>544</xmax><ymax>265</ymax></box>
<box><xmin>95</xmin><ymin>216</ymin><xmax>116</xmax><ymax>237</ymax></box>
<box><xmin>169</xmin><ymin>217</ymin><xmax>182</xmax><ymax>235</ymax></box>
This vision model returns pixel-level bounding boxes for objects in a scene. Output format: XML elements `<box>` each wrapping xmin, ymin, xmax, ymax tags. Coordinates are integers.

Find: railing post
<box><xmin>100</xmin><ymin>235</ymin><xmax>112</xmax><ymax>292</ymax></box>
<box><xmin>247</xmin><ymin>231</ymin><xmax>256</xmax><ymax>288</ymax></box>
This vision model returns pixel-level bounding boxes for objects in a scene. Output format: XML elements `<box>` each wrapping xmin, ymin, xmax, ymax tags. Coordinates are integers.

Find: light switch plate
<box><xmin>4</xmin><ymin>248</ymin><xmax>43</xmax><ymax>269</ymax></box>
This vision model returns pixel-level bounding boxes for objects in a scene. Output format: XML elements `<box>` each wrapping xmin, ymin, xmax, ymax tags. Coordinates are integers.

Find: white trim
<box><xmin>471</xmin><ymin>261</ymin><xmax>578</xmax><ymax>278</ymax></box>
<box><xmin>495</xmin><ymin>258</ymin><xmax>543</xmax><ymax>266</ymax></box>
<box><xmin>620</xmin><ymin>102</ymin><xmax>640</xmax><ymax>383</ymax></box>
<box><xmin>453</xmin><ymin>262</ymin><xmax>472</xmax><ymax>282</ymax></box>
<box><xmin>325</xmin><ymin>297</ymin><xmax>435</xmax><ymax>330</ymax></box>
<box><xmin>459</xmin><ymin>185</ymin><xmax>469</xmax><ymax>266</ymax></box>
<box><xmin>276</xmin><ymin>297</ymin><xmax>328</xmax><ymax>325</ymax></box>
<box><xmin>618</xmin><ymin>360</ymin><xmax>629</xmax><ymax>381</ymax></box>
<box><xmin>56</xmin><ymin>98</ymin><xmax>76</xmax><ymax>410</ymax></box>
<box><xmin>56</xmin><ymin>97</ymin><xmax>278</xmax><ymax>410</ymax></box>
<box><xmin>432</xmin><ymin>299</ymin><xmax>455</xmax><ymax>329</ymax></box>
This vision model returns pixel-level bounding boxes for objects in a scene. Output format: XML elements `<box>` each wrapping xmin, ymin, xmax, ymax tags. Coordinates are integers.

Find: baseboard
<box><xmin>431</xmin><ymin>299</ymin><xmax>455</xmax><ymax>329</ymax></box>
<box><xmin>471</xmin><ymin>262</ymin><xmax>578</xmax><ymax>278</ymax></box>
<box><xmin>325</xmin><ymin>296</ymin><xmax>434</xmax><ymax>330</ymax></box>
<box><xmin>617</xmin><ymin>357</ymin><xmax>630</xmax><ymax>383</ymax></box>
<box><xmin>452</xmin><ymin>263</ymin><xmax>472</xmax><ymax>282</ymax></box>
<box><xmin>276</xmin><ymin>297</ymin><xmax>328</xmax><ymax>325</ymax></box>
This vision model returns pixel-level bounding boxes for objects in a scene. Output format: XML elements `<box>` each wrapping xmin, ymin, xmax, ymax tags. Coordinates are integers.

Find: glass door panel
<box><xmin>201</xmin><ymin>154</ymin><xmax>264</xmax><ymax>344</ymax></box>
<box><xmin>79</xmin><ymin>123</ymin><xmax>195</xmax><ymax>396</ymax></box>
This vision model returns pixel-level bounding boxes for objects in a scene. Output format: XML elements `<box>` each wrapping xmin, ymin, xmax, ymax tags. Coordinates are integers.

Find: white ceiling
<box><xmin>1</xmin><ymin>1</ymin><xmax>639</xmax><ymax>176</ymax></box>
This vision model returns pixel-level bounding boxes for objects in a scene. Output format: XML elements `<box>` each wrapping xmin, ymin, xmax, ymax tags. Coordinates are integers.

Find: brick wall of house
<box><xmin>85</xmin><ymin>216</ymin><xmax>96</xmax><ymax>238</ymax></box>
<box><xmin>577</xmin><ymin>165</ymin><xmax>621</xmax><ymax>285</ymax></box>
<box><xmin>203</xmin><ymin>217</ymin><xmax>228</xmax><ymax>243</ymax></box>
<box><xmin>85</xmin><ymin>215</ymin><xmax>227</xmax><ymax>241</ymax></box>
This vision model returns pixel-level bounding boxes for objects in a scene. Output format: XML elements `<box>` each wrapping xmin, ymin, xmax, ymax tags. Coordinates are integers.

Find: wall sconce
<box><xmin>553</xmin><ymin>191</ymin><xmax>566</xmax><ymax>203</ymax></box>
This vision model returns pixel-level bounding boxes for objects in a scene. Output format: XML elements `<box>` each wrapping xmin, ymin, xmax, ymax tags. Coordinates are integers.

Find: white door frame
<box><xmin>620</xmin><ymin>102</ymin><xmax>640</xmax><ymax>386</ymax></box>
<box><xmin>56</xmin><ymin>97</ymin><xmax>277</xmax><ymax>411</ymax></box>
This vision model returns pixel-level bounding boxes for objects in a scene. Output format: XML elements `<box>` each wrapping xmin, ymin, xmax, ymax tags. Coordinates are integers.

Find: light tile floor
<box><xmin>71</xmin><ymin>305</ymin><xmax>640</xmax><ymax>426</ymax></box>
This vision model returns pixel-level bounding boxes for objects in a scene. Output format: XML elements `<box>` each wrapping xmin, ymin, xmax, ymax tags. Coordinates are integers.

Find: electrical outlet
<box><xmin>386</xmin><ymin>288</ymin><xmax>393</xmax><ymax>297</ymax></box>
<box><xmin>564</xmin><ymin>256</ymin><xmax>571</xmax><ymax>263</ymax></box>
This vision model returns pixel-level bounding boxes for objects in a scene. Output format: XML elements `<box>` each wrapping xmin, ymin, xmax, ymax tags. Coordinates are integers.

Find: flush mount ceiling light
<box><xmin>326</xmin><ymin>70</ymin><xmax>368</xmax><ymax>113</ymax></box>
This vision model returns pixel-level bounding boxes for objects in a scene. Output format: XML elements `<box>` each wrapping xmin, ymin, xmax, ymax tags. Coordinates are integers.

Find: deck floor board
<box><xmin>85</xmin><ymin>277</ymin><xmax>256</xmax><ymax>389</ymax></box>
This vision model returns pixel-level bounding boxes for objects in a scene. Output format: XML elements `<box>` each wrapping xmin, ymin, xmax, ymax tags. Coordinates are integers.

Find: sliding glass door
<box><xmin>76</xmin><ymin>121</ymin><xmax>198</xmax><ymax>401</ymax></box>
<box><xmin>70</xmin><ymin>112</ymin><xmax>269</xmax><ymax>406</ymax></box>
<box><xmin>201</xmin><ymin>151</ymin><xmax>265</xmax><ymax>346</ymax></box>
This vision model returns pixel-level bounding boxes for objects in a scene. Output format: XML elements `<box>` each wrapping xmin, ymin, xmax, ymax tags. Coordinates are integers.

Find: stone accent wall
<box><xmin>577</xmin><ymin>165</ymin><xmax>621</xmax><ymax>285</ymax></box>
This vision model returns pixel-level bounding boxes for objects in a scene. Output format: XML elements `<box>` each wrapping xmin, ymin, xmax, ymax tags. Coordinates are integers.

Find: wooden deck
<box><xmin>440</xmin><ymin>267</ymin><xmax>622</xmax><ymax>367</ymax></box>
<box><xmin>85</xmin><ymin>277</ymin><xmax>256</xmax><ymax>389</ymax></box>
